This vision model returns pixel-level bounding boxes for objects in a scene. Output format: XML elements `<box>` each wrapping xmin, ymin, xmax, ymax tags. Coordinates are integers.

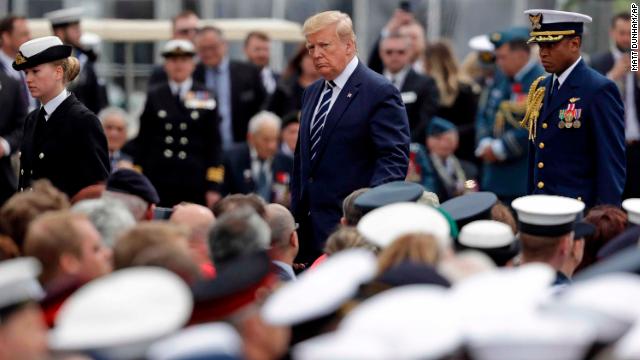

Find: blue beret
<box><xmin>489</xmin><ymin>26</ymin><xmax>530</xmax><ymax>48</ymax></box>
<box><xmin>106</xmin><ymin>169</ymin><xmax>160</xmax><ymax>204</ymax></box>
<box><xmin>427</xmin><ymin>117</ymin><xmax>457</xmax><ymax>137</ymax></box>
<box><xmin>440</xmin><ymin>192</ymin><xmax>498</xmax><ymax>230</ymax></box>
<box><xmin>354</xmin><ymin>181</ymin><xmax>424</xmax><ymax>213</ymax></box>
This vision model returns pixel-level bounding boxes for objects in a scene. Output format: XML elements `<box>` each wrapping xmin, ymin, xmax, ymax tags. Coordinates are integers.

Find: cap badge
<box><xmin>529</xmin><ymin>13</ymin><xmax>543</xmax><ymax>30</ymax></box>
<box><xmin>15</xmin><ymin>52</ymin><xmax>27</xmax><ymax>65</ymax></box>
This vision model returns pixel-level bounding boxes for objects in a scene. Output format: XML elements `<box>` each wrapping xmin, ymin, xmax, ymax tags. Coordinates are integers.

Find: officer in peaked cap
<box><xmin>132</xmin><ymin>39</ymin><xmax>224</xmax><ymax>208</ymax></box>
<box><xmin>45</xmin><ymin>7</ymin><xmax>108</xmax><ymax>114</ymax></box>
<box><xmin>512</xmin><ymin>194</ymin><xmax>585</xmax><ymax>286</ymax></box>
<box><xmin>475</xmin><ymin>26</ymin><xmax>545</xmax><ymax>206</ymax></box>
<box><xmin>14</xmin><ymin>35</ymin><xmax>110</xmax><ymax>199</ymax></box>
<box><xmin>522</xmin><ymin>9</ymin><xmax>625</xmax><ymax>207</ymax></box>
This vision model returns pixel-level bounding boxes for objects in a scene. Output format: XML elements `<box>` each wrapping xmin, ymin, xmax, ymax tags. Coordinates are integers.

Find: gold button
<box><xmin>180</xmin><ymin>123</ymin><xmax>187</xmax><ymax>131</ymax></box>
<box><xmin>39</xmin><ymin>152</ymin><xmax>44</xmax><ymax>159</ymax></box>
<box><xmin>577</xmin><ymin>197</ymin><xmax>582</xmax><ymax>201</ymax></box>
<box><xmin>542</xmin><ymin>123</ymin><xmax>548</xmax><ymax>129</ymax></box>
<box><xmin>178</xmin><ymin>151</ymin><xmax>187</xmax><ymax>159</ymax></box>
<box><xmin>164</xmin><ymin>149</ymin><xmax>173</xmax><ymax>158</ymax></box>
<box><xmin>165</xmin><ymin>136</ymin><xmax>174</xmax><ymax>144</ymax></box>
<box><xmin>538</xmin><ymin>142</ymin><xmax>545</xmax><ymax>149</ymax></box>
<box><xmin>537</xmin><ymin>181</ymin><xmax>544</xmax><ymax>189</ymax></box>
<box><xmin>180</xmin><ymin>137</ymin><xmax>188</xmax><ymax>145</ymax></box>
<box><xmin>20</xmin><ymin>169</ymin><xmax>24</xmax><ymax>175</ymax></box>
<box><xmin>165</xmin><ymin>123</ymin><xmax>173</xmax><ymax>131</ymax></box>
<box><xmin>538</xmin><ymin>162</ymin><xmax>544</xmax><ymax>169</ymax></box>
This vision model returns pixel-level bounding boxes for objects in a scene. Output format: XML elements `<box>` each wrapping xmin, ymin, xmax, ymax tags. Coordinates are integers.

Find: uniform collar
<box><xmin>331</xmin><ymin>55</ymin><xmax>359</xmax><ymax>91</ymax></box>
<box><xmin>553</xmin><ymin>56</ymin><xmax>582</xmax><ymax>88</ymax></box>
<box><xmin>169</xmin><ymin>77</ymin><xmax>193</xmax><ymax>98</ymax></box>
<box><xmin>43</xmin><ymin>88</ymin><xmax>69</xmax><ymax>120</ymax></box>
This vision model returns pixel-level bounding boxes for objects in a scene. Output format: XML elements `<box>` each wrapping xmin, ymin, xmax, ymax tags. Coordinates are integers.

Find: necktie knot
<box><xmin>326</xmin><ymin>80</ymin><xmax>336</xmax><ymax>90</ymax></box>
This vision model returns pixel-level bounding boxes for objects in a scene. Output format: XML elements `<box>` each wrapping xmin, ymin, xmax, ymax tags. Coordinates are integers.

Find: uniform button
<box><xmin>165</xmin><ymin>136</ymin><xmax>174</xmax><ymax>144</ymax></box>
<box><xmin>577</xmin><ymin>197</ymin><xmax>583</xmax><ymax>201</ymax></box>
<box><xmin>180</xmin><ymin>137</ymin><xmax>189</xmax><ymax>145</ymax></box>
<box><xmin>164</xmin><ymin>149</ymin><xmax>173</xmax><ymax>158</ymax></box>
<box><xmin>180</xmin><ymin>123</ymin><xmax>187</xmax><ymax>131</ymax></box>
<box><xmin>542</xmin><ymin>123</ymin><xmax>548</xmax><ymax>129</ymax></box>
<box><xmin>537</xmin><ymin>181</ymin><xmax>544</xmax><ymax>189</ymax></box>
<box><xmin>178</xmin><ymin>151</ymin><xmax>187</xmax><ymax>159</ymax></box>
<box><xmin>538</xmin><ymin>162</ymin><xmax>544</xmax><ymax>169</ymax></box>
<box><xmin>538</xmin><ymin>142</ymin><xmax>545</xmax><ymax>149</ymax></box>
<box><xmin>165</xmin><ymin>123</ymin><xmax>173</xmax><ymax>131</ymax></box>
<box><xmin>20</xmin><ymin>169</ymin><xmax>24</xmax><ymax>175</ymax></box>
<box><xmin>30</xmin><ymin>170</ymin><xmax>32</xmax><ymax>175</ymax></box>
<box><xmin>39</xmin><ymin>152</ymin><xmax>44</xmax><ymax>159</ymax></box>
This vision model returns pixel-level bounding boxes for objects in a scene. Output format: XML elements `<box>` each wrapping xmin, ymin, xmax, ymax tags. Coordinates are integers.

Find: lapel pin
<box><xmin>347</xmin><ymin>92</ymin><xmax>352</xmax><ymax>98</ymax></box>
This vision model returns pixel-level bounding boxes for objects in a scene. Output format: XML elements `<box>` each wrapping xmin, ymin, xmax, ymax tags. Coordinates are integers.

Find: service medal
<box><xmin>573</xmin><ymin>120</ymin><xmax>581</xmax><ymax>128</ymax></box>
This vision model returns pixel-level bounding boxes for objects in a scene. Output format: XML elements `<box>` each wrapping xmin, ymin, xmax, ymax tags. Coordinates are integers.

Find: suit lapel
<box><xmin>310</xmin><ymin>63</ymin><xmax>363</xmax><ymax>173</ymax></box>
<box><xmin>540</xmin><ymin>60</ymin><xmax>585</xmax><ymax>122</ymax></box>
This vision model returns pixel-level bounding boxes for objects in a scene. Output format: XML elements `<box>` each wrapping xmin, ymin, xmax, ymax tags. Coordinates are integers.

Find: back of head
<box><xmin>23</xmin><ymin>211</ymin><xmax>85</xmax><ymax>286</ymax></box>
<box><xmin>265</xmin><ymin>203</ymin><xmax>295</xmax><ymax>249</ymax></box>
<box><xmin>71</xmin><ymin>198</ymin><xmax>136</xmax><ymax>248</ymax></box>
<box><xmin>114</xmin><ymin>222</ymin><xmax>189</xmax><ymax>269</ymax></box>
<box><xmin>0</xmin><ymin>180</ymin><xmax>70</xmax><ymax>250</ymax></box>
<box><xmin>377</xmin><ymin>233</ymin><xmax>440</xmax><ymax>274</ymax></box>
<box><xmin>53</xmin><ymin>56</ymin><xmax>80</xmax><ymax>84</ymax></box>
<box><xmin>302</xmin><ymin>10</ymin><xmax>356</xmax><ymax>44</ymax></box>
<box><xmin>208</xmin><ymin>207</ymin><xmax>271</xmax><ymax>265</ymax></box>
<box><xmin>580</xmin><ymin>205</ymin><xmax>628</xmax><ymax>271</ymax></box>
<box><xmin>170</xmin><ymin>203</ymin><xmax>215</xmax><ymax>243</ymax></box>
<box><xmin>324</xmin><ymin>226</ymin><xmax>377</xmax><ymax>255</ymax></box>
<box><xmin>342</xmin><ymin>188</ymin><xmax>369</xmax><ymax>226</ymax></box>
<box><xmin>212</xmin><ymin>194</ymin><xmax>266</xmax><ymax>218</ymax></box>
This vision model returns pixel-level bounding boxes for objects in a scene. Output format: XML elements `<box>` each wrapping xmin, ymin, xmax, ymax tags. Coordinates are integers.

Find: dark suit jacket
<box><xmin>134</xmin><ymin>82</ymin><xmax>223</xmax><ymax>207</ymax></box>
<box><xmin>291</xmin><ymin>61</ymin><xmax>410</xmax><ymax>250</ymax></box>
<box><xmin>0</xmin><ymin>72</ymin><xmax>27</xmax><ymax>204</ymax></box>
<box><xmin>19</xmin><ymin>93</ymin><xmax>110</xmax><ymax>198</ymax></box>
<box><xmin>193</xmin><ymin>61</ymin><xmax>266</xmax><ymax>143</ymax></box>
<box><xmin>528</xmin><ymin>59</ymin><xmax>626</xmax><ymax>207</ymax></box>
<box><xmin>221</xmin><ymin>143</ymin><xmax>293</xmax><ymax>203</ymax></box>
<box><xmin>399</xmin><ymin>69</ymin><xmax>439</xmax><ymax>142</ymax></box>
<box><xmin>591</xmin><ymin>51</ymin><xmax>640</xmax><ymax>118</ymax></box>
<box><xmin>69</xmin><ymin>47</ymin><xmax>107</xmax><ymax>114</ymax></box>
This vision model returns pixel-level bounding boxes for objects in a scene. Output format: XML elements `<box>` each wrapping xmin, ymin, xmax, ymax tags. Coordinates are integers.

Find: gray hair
<box><xmin>97</xmin><ymin>106</ymin><xmax>129</xmax><ymax>127</ymax></box>
<box><xmin>247</xmin><ymin>111</ymin><xmax>281</xmax><ymax>135</ymax></box>
<box><xmin>208</xmin><ymin>206</ymin><xmax>271</xmax><ymax>265</ymax></box>
<box><xmin>71</xmin><ymin>197</ymin><xmax>136</xmax><ymax>247</ymax></box>
<box><xmin>102</xmin><ymin>191</ymin><xmax>149</xmax><ymax>221</ymax></box>
<box><xmin>265</xmin><ymin>203</ymin><xmax>296</xmax><ymax>249</ymax></box>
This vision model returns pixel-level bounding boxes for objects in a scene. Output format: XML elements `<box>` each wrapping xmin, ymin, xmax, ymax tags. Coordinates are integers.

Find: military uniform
<box><xmin>475</xmin><ymin>28</ymin><xmax>545</xmax><ymax>203</ymax></box>
<box><xmin>134</xmin><ymin>82</ymin><xmax>223</xmax><ymax>207</ymax></box>
<box><xmin>522</xmin><ymin>9</ymin><xmax>626</xmax><ymax>207</ymax></box>
<box><xmin>68</xmin><ymin>47</ymin><xmax>107</xmax><ymax>114</ymax></box>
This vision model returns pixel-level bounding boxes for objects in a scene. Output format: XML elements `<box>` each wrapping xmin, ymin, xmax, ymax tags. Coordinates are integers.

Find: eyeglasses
<box><xmin>384</xmin><ymin>49</ymin><xmax>407</xmax><ymax>56</ymax></box>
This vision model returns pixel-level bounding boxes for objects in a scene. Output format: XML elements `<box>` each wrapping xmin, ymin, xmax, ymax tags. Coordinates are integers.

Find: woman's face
<box><xmin>24</xmin><ymin>63</ymin><xmax>62</xmax><ymax>102</ymax></box>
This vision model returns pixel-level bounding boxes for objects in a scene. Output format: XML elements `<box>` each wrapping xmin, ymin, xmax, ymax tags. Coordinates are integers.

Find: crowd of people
<box><xmin>0</xmin><ymin>3</ymin><xmax>639</xmax><ymax>360</ymax></box>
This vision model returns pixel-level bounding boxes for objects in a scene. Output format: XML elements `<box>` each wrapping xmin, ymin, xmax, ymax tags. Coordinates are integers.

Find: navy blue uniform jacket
<box><xmin>528</xmin><ymin>59</ymin><xmax>625</xmax><ymax>207</ymax></box>
<box><xmin>291</xmin><ymin>61</ymin><xmax>410</xmax><ymax>249</ymax></box>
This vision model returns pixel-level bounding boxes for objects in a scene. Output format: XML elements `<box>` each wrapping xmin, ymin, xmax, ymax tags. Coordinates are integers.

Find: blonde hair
<box><xmin>53</xmin><ymin>56</ymin><xmax>81</xmax><ymax>83</ymax></box>
<box><xmin>324</xmin><ymin>226</ymin><xmax>378</xmax><ymax>255</ymax></box>
<box><xmin>424</xmin><ymin>41</ymin><xmax>472</xmax><ymax>107</ymax></box>
<box><xmin>377</xmin><ymin>233</ymin><xmax>440</xmax><ymax>274</ymax></box>
<box><xmin>303</xmin><ymin>11</ymin><xmax>356</xmax><ymax>44</ymax></box>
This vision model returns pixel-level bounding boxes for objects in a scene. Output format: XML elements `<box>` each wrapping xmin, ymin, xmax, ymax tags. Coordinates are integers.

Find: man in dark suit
<box><xmin>291</xmin><ymin>11</ymin><xmax>410</xmax><ymax>262</ymax></box>
<box><xmin>221</xmin><ymin>111</ymin><xmax>293</xmax><ymax>206</ymax></box>
<box><xmin>0</xmin><ymin>71</ymin><xmax>27</xmax><ymax>205</ymax></box>
<box><xmin>244</xmin><ymin>31</ymin><xmax>280</xmax><ymax>97</ymax></box>
<box><xmin>379</xmin><ymin>31</ymin><xmax>438</xmax><ymax>142</ymax></box>
<box><xmin>194</xmin><ymin>26</ymin><xmax>266</xmax><ymax>149</ymax></box>
<box><xmin>590</xmin><ymin>13</ymin><xmax>640</xmax><ymax>200</ymax></box>
<box><xmin>522</xmin><ymin>9</ymin><xmax>625</xmax><ymax>208</ymax></box>
<box><xmin>133</xmin><ymin>40</ymin><xmax>224</xmax><ymax>208</ymax></box>
<box><xmin>46</xmin><ymin>8</ymin><xmax>107</xmax><ymax>114</ymax></box>
<box><xmin>0</xmin><ymin>15</ymin><xmax>34</xmax><ymax>111</ymax></box>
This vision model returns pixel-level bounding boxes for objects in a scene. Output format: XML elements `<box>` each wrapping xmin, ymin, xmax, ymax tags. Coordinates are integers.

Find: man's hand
<box><xmin>206</xmin><ymin>191</ymin><xmax>222</xmax><ymax>208</ymax></box>
<box><xmin>384</xmin><ymin>9</ymin><xmax>414</xmax><ymax>33</ymax></box>
<box><xmin>480</xmin><ymin>146</ymin><xmax>498</xmax><ymax>163</ymax></box>
<box><xmin>608</xmin><ymin>56</ymin><xmax>630</xmax><ymax>81</ymax></box>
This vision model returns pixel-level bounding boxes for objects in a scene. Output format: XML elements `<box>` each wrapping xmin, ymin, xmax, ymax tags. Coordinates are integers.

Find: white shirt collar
<box><xmin>331</xmin><ymin>56</ymin><xmax>359</xmax><ymax>90</ymax></box>
<box><xmin>169</xmin><ymin>77</ymin><xmax>193</xmax><ymax>98</ymax></box>
<box><xmin>272</xmin><ymin>260</ymin><xmax>296</xmax><ymax>280</ymax></box>
<box><xmin>554</xmin><ymin>56</ymin><xmax>582</xmax><ymax>88</ymax></box>
<box><xmin>383</xmin><ymin>66</ymin><xmax>410</xmax><ymax>89</ymax></box>
<box><xmin>43</xmin><ymin>88</ymin><xmax>70</xmax><ymax>121</ymax></box>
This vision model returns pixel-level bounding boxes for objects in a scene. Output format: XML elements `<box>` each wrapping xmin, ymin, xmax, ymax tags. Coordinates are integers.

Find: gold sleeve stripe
<box><xmin>207</xmin><ymin>166</ymin><xmax>225</xmax><ymax>183</ymax></box>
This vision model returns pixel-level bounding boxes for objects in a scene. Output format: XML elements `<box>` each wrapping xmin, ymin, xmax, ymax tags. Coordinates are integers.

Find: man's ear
<box><xmin>59</xmin><ymin>253</ymin><xmax>80</xmax><ymax>274</ymax></box>
<box><xmin>290</xmin><ymin>231</ymin><xmax>299</xmax><ymax>249</ymax></box>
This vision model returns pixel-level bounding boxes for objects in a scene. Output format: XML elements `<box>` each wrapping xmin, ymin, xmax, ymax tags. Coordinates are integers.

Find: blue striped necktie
<box><xmin>310</xmin><ymin>80</ymin><xmax>336</xmax><ymax>161</ymax></box>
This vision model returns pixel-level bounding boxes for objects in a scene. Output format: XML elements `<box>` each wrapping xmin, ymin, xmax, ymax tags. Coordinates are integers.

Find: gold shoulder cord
<box><xmin>520</xmin><ymin>76</ymin><xmax>546</xmax><ymax>141</ymax></box>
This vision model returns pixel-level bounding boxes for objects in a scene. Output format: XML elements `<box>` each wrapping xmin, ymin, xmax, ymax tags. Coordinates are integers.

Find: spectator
<box><xmin>579</xmin><ymin>205</ymin><xmax>628</xmax><ymax>271</ymax></box>
<box><xmin>279</xmin><ymin>111</ymin><xmax>299</xmax><ymax>157</ymax></box>
<box><xmin>221</xmin><ymin>111</ymin><xmax>293</xmax><ymax>205</ymax></box>
<box><xmin>170</xmin><ymin>203</ymin><xmax>216</xmax><ymax>278</ymax></box>
<box><xmin>103</xmin><ymin>169</ymin><xmax>159</xmax><ymax>221</ymax></box>
<box><xmin>268</xmin><ymin>44</ymin><xmax>320</xmax><ymax>117</ymax></box>
<box><xmin>265</xmin><ymin>203</ymin><xmax>299</xmax><ymax>281</ymax></box>
<box><xmin>71</xmin><ymin>197</ymin><xmax>136</xmax><ymax>248</ymax></box>
<box><xmin>98</xmin><ymin>107</ymin><xmax>134</xmax><ymax>172</ymax></box>
<box><xmin>324</xmin><ymin>226</ymin><xmax>378</xmax><ymax>256</ymax></box>
<box><xmin>244</xmin><ymin>31</ymin><xmax>279</xmax><ymax>96</ymax></box>
<box><xmin>0</xmin><ymin>179</ymin><xmax>69</xmax><ymax>250</ymax></box>
<box><xmin>113</xmin><ymin>221</ymin><xmax>190</xmax><ymax>270</ymax></box>
<box><xmin>340</xmin><ymin>188</ymin><xmax>369</xmax><ymax>226</ymax></box>
<box><xmin>208</xmin><ymin>207</ymin><xmax>270</xmax><ymax>266</ymax></box>
<box><xmin>213</xmin><ymin>193</ymin><xmax>267</xmax><ymax>218</ymax></box>
<box><xmin>194</xmin><ymin>26</ymin><xmax>266</xmax><ymax>148</ymax></box>
<box><xmin>424</xmin><ymin>41</ymin><xmax>478</xmax><ymax>164</ymax></box>
<box><xmin>0</xmin><ymin>15</ymin><xmax>36</xmax><ymax>110</ymax></box>
<box><xmin>377</xmin><ymin>233</ymin><xmax>440</xmax><ymax>274</ymax></box>
<box><xmin>379</xmin><ymin>31</ymin><xmax>439</xmax><ymax>141</ymax></box>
